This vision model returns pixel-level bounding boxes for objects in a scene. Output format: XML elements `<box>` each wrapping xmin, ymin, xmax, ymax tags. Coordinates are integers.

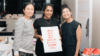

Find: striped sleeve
<box><xmin>13</xmin><ymin>18</ymin><xmax>24</xmax><ymax>55</ymax></box>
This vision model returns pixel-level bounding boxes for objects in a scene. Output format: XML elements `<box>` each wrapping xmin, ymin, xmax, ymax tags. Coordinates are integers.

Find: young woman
<box><xmin>33</xmin><ymin>3</ymin><xmax>62</xmax><ymax>56</ymax></box>
<box><xmin>61</xmin><ymin>4</ymin><xmax>82</xmax><ymax>56</ymax></box>
<box><xmin>13</xmin><ymin>2</ymin><xmax>34</xmax><ymax>56</ymax></box>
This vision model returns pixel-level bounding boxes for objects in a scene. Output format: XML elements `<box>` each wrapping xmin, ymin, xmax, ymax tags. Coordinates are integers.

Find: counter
<box><xmin>0</xmin><ymin>32</ymin><xmax>13</xmax><ymax>36</ymax></box>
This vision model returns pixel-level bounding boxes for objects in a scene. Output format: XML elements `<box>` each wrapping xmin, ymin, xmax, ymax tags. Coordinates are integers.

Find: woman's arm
<box><xmin>74</xmin><ymin>25</ymin><xmax>82</xmax><ymax>56</ymax></box>
<box><xmin>13</xmin><ymin>18</ymin><xmax>24</xmax><ymax>56</ymax></box>
<box><xmin>34</xmin><ymin>29</ymin><xmax>43</xmax><ymax>42</ymax></box>
<box><xmin>34</xmin><ymin>29</ymin><xmax>41</xmax><ymax>38</ymax></box>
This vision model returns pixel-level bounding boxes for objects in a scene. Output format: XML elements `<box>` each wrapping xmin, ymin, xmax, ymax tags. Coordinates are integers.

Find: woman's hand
<box><xmin>40</xmin><ymin>36</ymin><xmax>43</xmax><ymax>43</ymax></box>
<box><xmin>59</xmin><ymin>37</ymin><xmax>61</xmax><ymax>40</ymax></box>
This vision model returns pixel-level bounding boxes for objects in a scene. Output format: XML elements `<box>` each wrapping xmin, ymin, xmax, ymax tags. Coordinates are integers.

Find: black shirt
<box><xmin>33</xmin><ymin>17</ymin><xmax>60</xmax><ymax>55</ymax></box>
<box><xmin>61</xmin><ymin>20</ymin><xmax>81</xmax><ymax>46</ymax></box>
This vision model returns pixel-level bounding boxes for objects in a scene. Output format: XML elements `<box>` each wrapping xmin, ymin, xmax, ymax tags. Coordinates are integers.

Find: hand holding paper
<box><xmin>39</xmin><ymin>36</ymin><xmax>43</xmax><ymax>43</ymax></box>
<box><xmin>41</xmin><ymin>26</ymin><xmax>62</xmax><ymax>53</ymax></box>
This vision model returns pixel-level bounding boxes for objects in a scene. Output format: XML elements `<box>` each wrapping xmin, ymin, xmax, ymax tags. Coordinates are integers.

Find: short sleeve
<box><xmin>76</xmin><ymin>22</ymin><xmax>82</xmax><ymax>30</ymax></box>
<box><xmin>33</xmin><ymin>19</ymin><xmax>39</xmax><ymax>29</ymax></box>
<box><xmin>79</xmin><ymin>23</ymin><xmax>82</xmax><ymax>28</ymax></box>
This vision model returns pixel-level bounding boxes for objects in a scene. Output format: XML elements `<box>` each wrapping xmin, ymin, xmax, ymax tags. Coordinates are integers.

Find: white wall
<box><xmin>77</xmin><ymin>0</ymin><xmax>93</xmax><ymax>51</ymax></box>
<box><xmin>92</xmin><ymin>0</ymin><xmax>100</xmax><ymax>48</ymax></box>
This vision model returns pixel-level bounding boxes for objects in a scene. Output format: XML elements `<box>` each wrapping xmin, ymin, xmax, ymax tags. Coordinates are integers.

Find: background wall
<box><xmin>92</xmin><ymin>0</ymin><xmax>100</xmax><ymax>48</ymax></box>
<box><xmin>77</xmin><ymin>0</ymin><xmax>90</xmax><ymax>51</ymax></box>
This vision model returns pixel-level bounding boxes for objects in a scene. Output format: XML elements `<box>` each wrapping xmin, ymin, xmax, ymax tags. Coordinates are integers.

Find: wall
<box><xmin>77</xmin><ymin>0</ymin><xmax>92</xmax><ymax>51</ymax></box>
<box><xmin>92</xmin><ymin>0</ymin><xmax>100</xmax><ymax>48</ymax></box>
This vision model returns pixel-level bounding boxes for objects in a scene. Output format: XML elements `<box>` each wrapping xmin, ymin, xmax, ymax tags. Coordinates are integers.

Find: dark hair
<box><xmin>42</xmin><ymin>3</ymin><xmax>54</xmax><ymax>17</ymax></box>
<box><xmin>61</xmin><ymin>4</ymin><xmax>71</xmax><ymax>12</ymax></box>
<box><xmin>23</xmin><ymin>2</ymin><xmax>34</xmax><ymax>10</ymax></box>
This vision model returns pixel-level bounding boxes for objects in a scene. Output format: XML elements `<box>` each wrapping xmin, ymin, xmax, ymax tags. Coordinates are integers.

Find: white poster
<box><xmin>78</xmin><ymin>0</ymin><xmax>89</xmax><ymax>51</ymax></box>
<box><xmin>41</xmin><ymin>26</ymin><xmax>62</xmax><ymax>53</ymax></box>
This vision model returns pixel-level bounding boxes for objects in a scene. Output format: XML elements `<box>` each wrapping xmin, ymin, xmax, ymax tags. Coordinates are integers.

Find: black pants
<box><xmin>37</xmin><ymin>52</ymin><xmax>62</xmax><ymax>56</ymax></box>
<box><xmin>62</xmin><ymin>45</ymin><xmax>80</xmax><ymax>56</ymax></box>
<box><xmin>19</xmin><ymin>51</ymin><xmax>33</xmax><ymax>56</ymax></box>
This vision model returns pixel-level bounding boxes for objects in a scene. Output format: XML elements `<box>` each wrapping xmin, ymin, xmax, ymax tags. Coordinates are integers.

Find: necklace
<box><xmin>44</xmin><ymin>19</ymin><xmax>51</xmax><ymax>25</ymax></box>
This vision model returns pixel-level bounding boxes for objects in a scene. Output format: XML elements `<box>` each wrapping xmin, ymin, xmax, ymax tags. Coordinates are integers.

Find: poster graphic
<box><xmin>41</xmin><ymin>26</ymin><xmax>62</xmax><ymax>53</ymax></box>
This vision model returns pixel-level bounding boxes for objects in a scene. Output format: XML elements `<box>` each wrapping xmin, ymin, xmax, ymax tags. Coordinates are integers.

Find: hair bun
<box><xmin>61</xmin><ymin>4</ymin><xmax>71</xmax><ymax>12</ymax></box>
<box><xmin>61</xmin><ymin>4</ymin><xmax>68</xmax><ymax>8</ymax></box>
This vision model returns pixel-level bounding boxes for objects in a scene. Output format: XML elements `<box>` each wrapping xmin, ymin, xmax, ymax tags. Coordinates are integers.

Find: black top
<box><xmin>33</xmin><ymin>17</ymin><xmax>60</xmax><ymax>55</ymax></box>
<box><xmin>61</xmin><ymin>20</ymin><xmax>81</xmax><ymax>46</ymax></box>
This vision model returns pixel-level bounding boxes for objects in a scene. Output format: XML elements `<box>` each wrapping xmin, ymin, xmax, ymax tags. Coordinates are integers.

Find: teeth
<box><xmin>65</xmin><ymin>15</ymin><xmax>68</xmax><ymax>16</ymax></box>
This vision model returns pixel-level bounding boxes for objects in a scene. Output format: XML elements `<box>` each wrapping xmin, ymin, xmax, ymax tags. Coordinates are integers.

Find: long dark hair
<box><xmin>42</xmin><ymin>3</ymin><xmax>54</xmax><ymax>18</ymax></box>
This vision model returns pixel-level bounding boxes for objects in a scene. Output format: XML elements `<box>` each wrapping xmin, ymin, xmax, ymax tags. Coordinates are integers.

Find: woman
<box><xmin>33</xmin><ymin>3</ymin><xmax>62</xmax><ymax>56</ymax></box>
<box><xmin>13</xmin><ymin>2</ymin><xmax>34</xmax><ymax>56</ymax></box>
<box><xmin>61</xmin><ymin>4</ymin><xmax>82</xmax><ymax>56</ymax></box>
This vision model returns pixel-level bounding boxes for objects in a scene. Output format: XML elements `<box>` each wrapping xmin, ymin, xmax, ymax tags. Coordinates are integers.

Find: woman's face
<box><xmin>62</xmin><ymin>8</ymin><xmax>72</xmax><ymax>19</ymax></box>
<box><xmin>23</xmin><ymin>4</ymin><xmax>34</xmax><ymax>17</ymax></box>
<box><xmin>43</xmin><ymin>6</ymin><xmax>53</xmax><ymax>19</ymax></box>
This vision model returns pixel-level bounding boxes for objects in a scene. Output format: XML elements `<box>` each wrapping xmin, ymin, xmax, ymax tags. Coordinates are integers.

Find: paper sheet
<box><xmin>41</xmin><ymin>26</ymin><xmax>62</xmax><ymax>53</ymax></box>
